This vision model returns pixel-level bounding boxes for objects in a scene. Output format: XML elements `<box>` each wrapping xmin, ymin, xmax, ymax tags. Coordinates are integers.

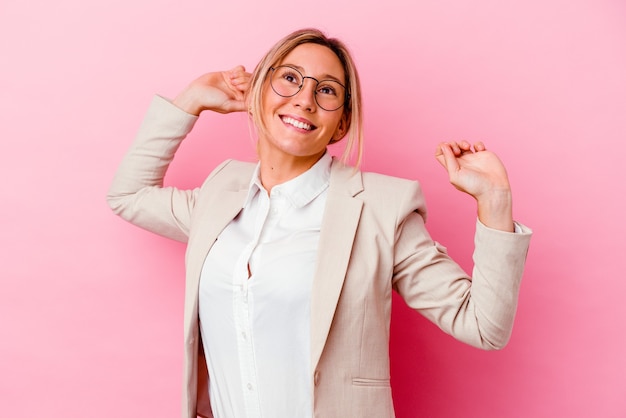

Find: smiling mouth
<box><xmin>281</xmin><ymin>116</ymin><xmax>316</xmax><ymax>131</ymax></box>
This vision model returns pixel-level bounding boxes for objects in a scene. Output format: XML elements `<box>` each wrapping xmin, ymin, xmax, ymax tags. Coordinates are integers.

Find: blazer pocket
<box><xmin>351</xmin><ymin>378</ymin><xmax>394</xmax><ymax>417</ymax></box>
<box><xmin>352</xmin><ymin>377</ymin><xmax>391</xmax><ymax>387</ymax></box>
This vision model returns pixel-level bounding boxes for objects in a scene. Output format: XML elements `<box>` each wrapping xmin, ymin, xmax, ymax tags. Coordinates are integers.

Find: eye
<box><xmin>317</xmin><ymin>82</ymin><xmax>338</xmax><ymax>97</ymax></box>
<box><xmin>280</xmin><ymin>69</ymin><xmax>301</xmax><ymax>85</ymax></box>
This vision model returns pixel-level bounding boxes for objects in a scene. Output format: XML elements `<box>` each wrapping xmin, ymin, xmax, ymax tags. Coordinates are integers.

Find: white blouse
<box><xmin>198</xmin><ymin>152</ymin><xmax>332</xmax><ymax>418</ymax></box>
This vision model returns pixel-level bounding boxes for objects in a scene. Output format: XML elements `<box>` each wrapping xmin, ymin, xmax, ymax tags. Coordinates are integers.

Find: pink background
<box><xmin>1</xmin><ymin>0</ymin><xmax>625</xmax><ymax>416</ymax></box>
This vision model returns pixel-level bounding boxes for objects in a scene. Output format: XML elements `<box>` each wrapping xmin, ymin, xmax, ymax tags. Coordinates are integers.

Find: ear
<box><xmin>329</xmin><ymin>113</ymin><xmax>349</xmax><ymax>144</ymax></box>
<box><xmin>245</xmin><ymin>94</ymin><xmax>253</xmax><ymax>116</ymax></box>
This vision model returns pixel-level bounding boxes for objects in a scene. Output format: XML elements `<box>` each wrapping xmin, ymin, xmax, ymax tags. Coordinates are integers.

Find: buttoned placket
<box><xmin>232</xmin><ymin>187</ymin><xmax>287</xmax><ymax>418</ymax></box>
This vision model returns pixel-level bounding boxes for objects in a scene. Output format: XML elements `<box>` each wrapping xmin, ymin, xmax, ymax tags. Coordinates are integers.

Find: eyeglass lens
<box><xmin>270</xmin><ymin>66</ymin><xmax>346</xmax><ymax>111</ymax></box>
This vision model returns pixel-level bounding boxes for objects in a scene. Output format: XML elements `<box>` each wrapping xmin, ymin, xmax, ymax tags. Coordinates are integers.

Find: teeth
<box><xmin>283</xmin><ymin>117</ymin><xmax>312</xmax><ymax>131</ymax></box>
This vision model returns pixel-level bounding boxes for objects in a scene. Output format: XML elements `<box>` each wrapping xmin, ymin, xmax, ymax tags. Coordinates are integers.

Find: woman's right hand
<box><xmin>172</xmin><ymin>66</ymin><xmax>251</xmax><ymax>116</ymax></box>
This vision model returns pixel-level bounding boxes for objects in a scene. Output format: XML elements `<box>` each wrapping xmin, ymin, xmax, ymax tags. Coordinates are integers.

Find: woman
<box><xmin>108</xmin><ymin>28</ymin><xmax>531</xmax><ymax>418</ymax></box>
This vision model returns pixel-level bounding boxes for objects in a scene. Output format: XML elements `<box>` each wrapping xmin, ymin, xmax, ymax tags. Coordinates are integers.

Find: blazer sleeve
<box><xmin>107</xmin><ymin>95</ymin><xmax>206</xmax><ymax>243</ymax></box>
<box><xmin>392</xmin><ymin>181</ymin><xmax>532</xmax><ymax>350</ymax></box>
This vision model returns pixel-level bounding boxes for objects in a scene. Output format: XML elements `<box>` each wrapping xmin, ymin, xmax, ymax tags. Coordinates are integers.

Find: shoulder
<box><xmin>330</xmin><ymin>158</ymin><xmax>427</xmax><ymax>221</ymax></box>
<box><xmin>361</xmin><ymin>170</ymin><xmax>421</xmax><ymax>194</ymax></box>
<box><xmin>363</xmin><ymin>171</ymin><xmax>427</xmax><ymax>222</ymax></box>
<box><xmin>200</xmin><ymin>159</ymin><xmax>257</xmax><ymax>190</ymax></box>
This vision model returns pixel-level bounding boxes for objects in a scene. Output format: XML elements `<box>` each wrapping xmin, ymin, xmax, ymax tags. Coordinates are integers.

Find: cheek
<box><xmin>258</xmin><ymin>93</ymin><xmax>279</xmax><ymax>128</ymax></box>
<box><xmin>327</xmin><ymin>114</ymin><xmax>345</xmax><ymax>133</ymax></box>
<box><xmin>260</xmin><ymin>88</ymin><xmax>288</xmax><ymax>118</ymax></box>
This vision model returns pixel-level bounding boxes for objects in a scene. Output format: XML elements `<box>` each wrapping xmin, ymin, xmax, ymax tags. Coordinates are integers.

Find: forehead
<box><xmin>278</xmin><ymin>43</ymin><xmax>345</xmax><ymax>83</ymax></box>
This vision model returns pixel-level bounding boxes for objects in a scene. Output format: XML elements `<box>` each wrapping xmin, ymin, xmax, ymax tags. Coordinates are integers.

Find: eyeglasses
<box><xmin>269</xmin><ymin>65</ymin><xmax>349</xmax><ymax>111</ymax></box>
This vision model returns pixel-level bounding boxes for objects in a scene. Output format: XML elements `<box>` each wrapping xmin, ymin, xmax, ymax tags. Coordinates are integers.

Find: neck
<box><xmin>258</xmin><ymin>148</ymin><xmax>326</xmax><ymax>193</ymax></box>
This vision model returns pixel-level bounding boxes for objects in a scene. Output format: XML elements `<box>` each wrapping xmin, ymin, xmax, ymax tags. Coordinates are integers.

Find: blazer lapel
<box><xmin>310</xmin><ymin>159</ymin><xmax>364</xmax><ymax>372</ymax></box>
<box><xmin>185</xmin><ymin>163</ymin><xmax>255</xmax><ymax>316</ymax></box>
<box><xmin>183</xmin><ymin>159</ymin><xmax>363</xmax><ymax>375</ymax></box>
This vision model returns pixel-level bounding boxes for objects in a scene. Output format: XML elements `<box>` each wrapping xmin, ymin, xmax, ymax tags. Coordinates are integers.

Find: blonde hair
<box><xmin>247</xmin><ymin>28</ymin><xmax>363</xmax><ymax>167</ymax></box>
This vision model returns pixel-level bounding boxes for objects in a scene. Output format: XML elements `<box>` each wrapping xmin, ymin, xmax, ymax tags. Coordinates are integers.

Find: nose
<box><xmin>294</xmin><ymin>77</ymin><xmax>317</xmax><ymax>111</ymax></box>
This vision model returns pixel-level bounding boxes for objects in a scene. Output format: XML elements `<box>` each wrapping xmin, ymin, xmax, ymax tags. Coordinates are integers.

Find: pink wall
<box><xmin>1</xmin><ymin>0</ymin><xmax>624</xmax><ymax>416</ymax></box>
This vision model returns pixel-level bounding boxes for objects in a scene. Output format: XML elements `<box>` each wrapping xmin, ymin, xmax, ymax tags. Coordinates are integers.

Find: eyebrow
<box><xmin>282</xmin><ymin>63</ymin><xmax>345</xmax><ymax>84</ymax></box>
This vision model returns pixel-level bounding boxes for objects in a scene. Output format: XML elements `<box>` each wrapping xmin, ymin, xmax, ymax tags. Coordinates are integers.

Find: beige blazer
<box><xmin>108</xmin><ymin>96</ymin><xmax>532</xmax><ymax>418</ymax></box>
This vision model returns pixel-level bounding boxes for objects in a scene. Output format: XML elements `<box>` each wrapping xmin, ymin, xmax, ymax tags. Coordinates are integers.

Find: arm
<box><xmin>107</xmin><ymin>67</ymin><xmax>251</xmax><ymax>241</ymax></box>
<box><xmin>393</xmin><ymin>140</ymin><xmax>532</xmax><ymax>348</ymax></box>
<box><xmin>392</xmin><ymin>182</ymin><xmax>532</xmax><ymax>349</ymax></box>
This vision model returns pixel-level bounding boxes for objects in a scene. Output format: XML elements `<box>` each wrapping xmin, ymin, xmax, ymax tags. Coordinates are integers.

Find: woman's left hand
<box><xmin>435</xmin><ymin>141</ymin><xmax>514</xmax><ymax>231</ymax></box>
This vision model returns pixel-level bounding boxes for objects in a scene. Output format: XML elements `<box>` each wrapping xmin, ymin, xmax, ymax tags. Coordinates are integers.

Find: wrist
<box><xmin>476</xmin><ymin>189</ymin><xmax>514</xmax><ymax>232</ymax></box>
<box><xmin>172</xmin><ymin>89</ymin><xmax>203</xmax><ymax>116</ymax></box>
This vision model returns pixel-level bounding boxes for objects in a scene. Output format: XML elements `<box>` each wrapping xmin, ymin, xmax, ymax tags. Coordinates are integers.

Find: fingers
<box><xmin>228</xmin><ymin>65</ymin><xmax>246</xmax><ymax>74</ymax></box>
<box><xmin>226</xmin><ymin>67</ymin><xmax>250</xmax><ymax>111</ymax></box>
<box><xmin>457</xmin><ymin>140</ymin><xmax>471</xmax><ymax>154</ymax></box>
<box><xmin>227</xmin><ymin>66</ymin><xmax>251</xmax><ymax>92</ymax></box>
<box><xmin>437</xmin><ymin>140</ymin><xmax>487</xmax><ymax>157</ymax></box>
<box><xmin>435</xmin><ymin>142</ymin><xmax>460</xmax><ymax>172</ymax></box>
<box><xmin>473</xmin><ymin>141</ymin><xmax>486</xmax><ymax>152</ymax></box>
<box><xmin>435</xmin><ymin>140</ymin><xmax>490</xmax><ymax>172</ymax></box>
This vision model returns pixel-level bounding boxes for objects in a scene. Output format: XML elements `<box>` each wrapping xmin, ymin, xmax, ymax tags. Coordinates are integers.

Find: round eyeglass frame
<box><xmin>269</xmin><ymin>65</ymin><xmax>350</xmax><ymax>111</ymax></box>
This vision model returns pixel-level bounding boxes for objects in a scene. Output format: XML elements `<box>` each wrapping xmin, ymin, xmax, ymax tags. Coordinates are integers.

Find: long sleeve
<box><xmin>392</xmin><ymin>181</ymin><xmax>532</xmax><ymax>349</ymax></box>
<box><xmin>107</xmin><ymin>95</ymin><xmax>200</xmax><ymax>242</ymax></box>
